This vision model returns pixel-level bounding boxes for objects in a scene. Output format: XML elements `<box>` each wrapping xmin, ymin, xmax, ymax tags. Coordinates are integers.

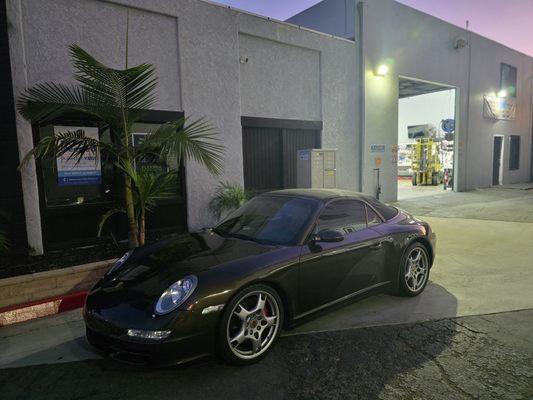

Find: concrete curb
<box><xmin>0</xmin><ymin>258</ymin><xmax>116</xmax><ymax>322</ymax></box>
<box><xmin>0</xmin><ymin>291</ymin><xmax>88</xmax><ymax>326</ymax></box>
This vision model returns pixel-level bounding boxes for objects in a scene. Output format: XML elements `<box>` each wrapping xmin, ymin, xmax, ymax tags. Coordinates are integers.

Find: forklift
<box><xmin>411</xmin><ymin>138</ymin><xmax>442</xmax><ymax>186</ymax></box>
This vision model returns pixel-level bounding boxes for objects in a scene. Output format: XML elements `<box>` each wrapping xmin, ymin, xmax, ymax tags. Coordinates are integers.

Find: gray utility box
<box><xmin>297</xmin><ymin>149</ymin><xmax>337</xmax><ymax>189</ymax></box>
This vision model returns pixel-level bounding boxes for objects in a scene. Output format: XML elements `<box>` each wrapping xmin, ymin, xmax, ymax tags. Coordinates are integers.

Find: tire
<box><xmin>398</xmin><ymin>243</ymin><xmax>430</xmax><ymax>297</ymax></box>
<box><xmin>216</xmin><ymin>284</ymin><xmax>283</xmax><ymax>365</ymax></box>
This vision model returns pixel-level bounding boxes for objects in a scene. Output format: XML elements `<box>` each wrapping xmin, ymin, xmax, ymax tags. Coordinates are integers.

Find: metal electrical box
<box><xmin>297</xmin><ymin>149</ymin><xmax>337</xmax><ymax>189</ymax></box>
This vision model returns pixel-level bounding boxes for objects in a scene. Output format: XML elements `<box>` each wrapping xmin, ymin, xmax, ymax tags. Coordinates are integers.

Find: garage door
<box><xmin>242</xmin><ymin>117</ymin><xmax>321</xmax><ymax>193</ymax></box>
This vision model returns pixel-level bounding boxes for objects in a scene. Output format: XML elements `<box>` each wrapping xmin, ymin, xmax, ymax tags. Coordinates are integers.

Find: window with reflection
<box><xmin>38</xmin><ymin>121</ymin><xmax>114</xmax><ymax>207</ymax></box>
<box><xmin>317</xmin><ymin>200</ymin><xmax>367</xmax><ymax>234</ymax></box>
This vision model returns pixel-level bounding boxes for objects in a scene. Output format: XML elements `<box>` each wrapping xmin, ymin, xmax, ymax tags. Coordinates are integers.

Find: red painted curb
<box><xmin>0</xmin><ymin>291</ymin><xmax>88</xmax><ymax>327</ymax></box>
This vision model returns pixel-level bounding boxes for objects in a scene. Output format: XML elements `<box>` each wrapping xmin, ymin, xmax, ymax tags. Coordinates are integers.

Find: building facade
<box><xmin>4</xmin><ymin>0</ymin><xmax>357</xmax><ymax>254</ymax></box>
<box><xmin>2</xmin><ymin>0</ymin><xmax>533</xmax><ymax>255</ymax></box>
<box><xmin>289</xmin><ymin>0</ymin><xmax>533</xmax><ymax>201</ymax></box>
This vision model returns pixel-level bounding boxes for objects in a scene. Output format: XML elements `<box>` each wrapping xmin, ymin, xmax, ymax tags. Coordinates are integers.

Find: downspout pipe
<box><xmin>357</xmin><ymin>1</ymin><xmax>365</xmax><ymax>193</ymax></box>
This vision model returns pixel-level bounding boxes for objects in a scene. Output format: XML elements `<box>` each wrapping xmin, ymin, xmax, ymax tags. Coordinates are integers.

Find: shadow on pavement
<box><xmin>291</xmin><ymin>282</ymin><xmax>459</xmax><ymax>334</ymax></box>
<box><xmin>0</xmin><ymin>285</ymin><xmax>459</xmax><ymax>399</ymax></box>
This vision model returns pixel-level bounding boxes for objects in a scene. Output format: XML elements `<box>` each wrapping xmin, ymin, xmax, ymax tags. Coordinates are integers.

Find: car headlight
<box><xmin>154</xmin><ymin>275</ymin><xmax>198</xmax><ymax>315</ymax></box>
<box><xmin>107</xmin><ymin>250</ymin><xmax>133</xmax><ymax>275</ymax></box>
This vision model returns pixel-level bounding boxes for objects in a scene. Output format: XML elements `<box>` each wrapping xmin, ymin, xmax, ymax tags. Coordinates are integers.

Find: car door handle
<box><xmin>370</xmin><ymin>241</ymin><xmax>383</xmax><ymax>250</ymax></box>
<box><xmin>371</xmin><ymin>237</ymin><xmax>393</xmax><ymax>250</ymax></box>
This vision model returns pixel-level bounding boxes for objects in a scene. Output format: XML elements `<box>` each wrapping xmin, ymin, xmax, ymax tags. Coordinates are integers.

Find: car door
<box><xmin>297</xmin><ymin>199</ymin><xmax>387</xmax><ymax>316</ymax></box>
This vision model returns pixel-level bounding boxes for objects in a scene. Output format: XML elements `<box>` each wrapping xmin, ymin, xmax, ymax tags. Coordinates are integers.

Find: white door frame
<box><xmin>397</xmin><ymin>75</ymin><xmax>458</xmax><ymax>194</ymax></box>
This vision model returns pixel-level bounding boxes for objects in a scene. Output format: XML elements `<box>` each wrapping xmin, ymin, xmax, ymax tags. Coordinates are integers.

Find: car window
<box><xmin>214</xmin><ymin>196</ymin><xmax>318</xmax><ymax>246</ymax></box>
<box><xmin>366</xmin><ymin>205</ymin><xmax>382</xmax><ymax>227</ymax></box>
<box><xmin>316</xmin><ymin>200</ymin><xmax>367</xmax><ymax>234</ymax></box>
<box><xmin>364</xmin><ymin>197</ymin><xmax>398</xmax><ymax>220</ymax></box>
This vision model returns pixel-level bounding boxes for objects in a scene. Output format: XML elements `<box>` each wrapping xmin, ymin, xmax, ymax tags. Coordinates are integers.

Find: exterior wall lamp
<box><xmin>375</xmin><ymin>64</ymin><xmax>389</xmax><ymax>77</ymax></box>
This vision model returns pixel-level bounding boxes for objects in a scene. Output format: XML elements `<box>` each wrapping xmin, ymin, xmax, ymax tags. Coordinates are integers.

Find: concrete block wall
<box><xmin>0</xmin><ymin>260</ymin><xmax>114</xmax><ymax>309</ymax></box>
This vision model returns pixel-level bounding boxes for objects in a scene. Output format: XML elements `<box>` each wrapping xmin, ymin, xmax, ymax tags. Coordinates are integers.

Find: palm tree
<box><xmin>17</xmin><ymin>45</ymin><xmax>224</xmax><ymax>248</ymax></box>
<box><xmin>209</xmin><ymin>181</ymin><xmax>248</xmax><ymax>221</ymax></box>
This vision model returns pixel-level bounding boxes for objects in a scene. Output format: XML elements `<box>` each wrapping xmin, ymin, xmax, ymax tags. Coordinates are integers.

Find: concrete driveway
<box><xmin>1</xmin><ymin>187</ymin><xmax>533</xmax><ymax>369</ymax></box>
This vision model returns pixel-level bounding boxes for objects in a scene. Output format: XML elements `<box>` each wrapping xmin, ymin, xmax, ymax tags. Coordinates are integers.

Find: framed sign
<box><xmin>483</xmin><ymin>96</ymin><xmax>516</xmax><ymax>120</ymax></box>
<box><xmin>55</xmin><ymin>126</ymin><xmax>102</xmax><ymax>186</ymax></box>
<box><xmin>370</xmin><ymin>144</ymin><xmax>386</xmax><ymax>153</ymax></box>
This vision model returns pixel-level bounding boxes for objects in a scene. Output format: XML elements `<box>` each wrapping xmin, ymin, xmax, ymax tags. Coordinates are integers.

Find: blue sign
<box><xmin>370</xmin><ymin>144</ymin><xmax>386</xmax><ymax>153</ymax></box>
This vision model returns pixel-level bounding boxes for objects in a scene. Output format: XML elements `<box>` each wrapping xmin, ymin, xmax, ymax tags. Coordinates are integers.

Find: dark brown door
<box><xmin>242</xmin><ymin>126</ymin><xmax>320</xmax><ymax>192</ymax></box>
<box><xmin>492</xmin><ymin>136</ymin><xmax>503</xmax><ymax>186</ymax></box>
<box><xmin>242</xmin><ymin>127</ymin><xmax>283</xmax><ymax>192</ymax></box>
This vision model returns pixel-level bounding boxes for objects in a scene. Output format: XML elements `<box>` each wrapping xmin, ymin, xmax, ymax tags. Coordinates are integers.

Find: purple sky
<box><xmin>212</xmin><ymin>0</ymin><xmax>533</xmax><ymax>56</ymax></box>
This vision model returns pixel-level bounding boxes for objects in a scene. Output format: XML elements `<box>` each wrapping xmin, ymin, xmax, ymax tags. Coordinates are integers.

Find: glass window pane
<box><xmin>364</xmin><ymin>197</ymin><xmax>398</xmax><ymax>221</ymax></box>
<box><xmin>509</xmin><ymin>135</ymin><xmax>520</xmax><ymax>170</ymax></box>
<box><xmin>366</xmin><ymin>205</ymin><xmax>382</xmax><ymax>226</ymax></box>
<box><xmin>317</xmin><ymin>200</ymin><xmax>367</xmax><ymax>233</ymax></box>
<box><xmin>39</xmin><ymin>123</ymin><xmax>112</xmax><ymax>207</ymax></box>
<box><xmin>215</xmin><ymin>195</ymin><xmax>318</xmax><ymax>245</ymax></box>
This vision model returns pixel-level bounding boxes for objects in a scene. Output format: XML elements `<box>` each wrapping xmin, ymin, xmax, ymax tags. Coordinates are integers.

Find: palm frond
<box><xmin>141</xmin><ymin>117</ymin><xmax>225</xmax><ymax>175</ymax></box>
<box><xmin>19</xmin><ymin>128</ymin><xmax>113</xmax><ymax>168</ymax></box>
<box><xmin>133</xmin><ymin>169</ymin><xmax>178</xmax><ymax>213</ymax></box>
<box><xmin>97</xmin><ymin>207</ymin><xmax>126</xmax><ymax>237</ymax></box>
<box><xmin>16</xmin><ymin>83</ymin><xmax>86</xmax><ymax>123</ymax></box>
<box><xmin>17</xmin><ymin>45</ymin><xmax>158</xmax><ymax>135</ymax></box>
<box><xmin>69</xmin><ymin>45</ymin><xmax>157</xmax><ymax>125</ymax></box>
<box><xmin>209</xmin><ymin>181</ymin><xmax>248</xmax><ymax>219</ymax></box>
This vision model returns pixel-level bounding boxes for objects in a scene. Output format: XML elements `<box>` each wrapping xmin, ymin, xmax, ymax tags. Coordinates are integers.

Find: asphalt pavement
<box><xmin>1</xmin><ymin>309</ymin><xmax>532</xmax><ymax>400</ymax></box>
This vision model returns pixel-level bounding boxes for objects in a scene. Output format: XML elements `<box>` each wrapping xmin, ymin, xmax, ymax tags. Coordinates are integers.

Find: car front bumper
<box><xmin>84</xmin><ymin>307</ymin><xmax>218</xmax><ymax>367</ymax></box>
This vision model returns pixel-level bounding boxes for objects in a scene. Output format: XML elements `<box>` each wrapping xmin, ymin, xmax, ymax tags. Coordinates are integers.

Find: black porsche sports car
<box><xmin>84</xmin><ymin>189</ymin><xmax>436</xmax><ymax>366</ymax></box>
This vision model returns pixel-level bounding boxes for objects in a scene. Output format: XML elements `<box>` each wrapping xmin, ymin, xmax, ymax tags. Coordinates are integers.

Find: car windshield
<box><xmin>213</xmin><ymin>196</ymin><xmax>318</xmax><ymax>246</ymax></box>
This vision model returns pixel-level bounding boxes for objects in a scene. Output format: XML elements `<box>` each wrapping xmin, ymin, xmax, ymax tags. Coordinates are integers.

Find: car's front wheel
<box><xmin>399</xmin><ymin>243</ymin><xmax>430</xmax><ymax>296</ymax></box>
<box><xmin>217</xmin><ymin>284</ymin><xmax>283</xmax><ymax>365</ymax></box>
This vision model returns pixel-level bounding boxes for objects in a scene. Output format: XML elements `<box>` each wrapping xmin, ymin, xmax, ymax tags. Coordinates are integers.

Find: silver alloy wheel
<box><xmin>404</xmin><ymin>247</ymin><xmax>429</xmax><ymax>292</ymax></box>
<box><xmin>226</xmin><ymin>290</ymin><xmax>280</xmax><ymax>360</ymax></box>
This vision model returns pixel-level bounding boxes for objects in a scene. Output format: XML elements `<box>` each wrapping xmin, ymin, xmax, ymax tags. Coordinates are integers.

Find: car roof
<box><xmin>264</xmin><ymin>188</ymin><xmax>376</xmax><ymax>203</ymax></box>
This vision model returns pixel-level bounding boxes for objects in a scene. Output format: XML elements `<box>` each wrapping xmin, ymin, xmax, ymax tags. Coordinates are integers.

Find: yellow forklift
<box><xmin>411</xmin><ymin>138</ymin><xmax>442</xmax><ymax>186</ymax></box>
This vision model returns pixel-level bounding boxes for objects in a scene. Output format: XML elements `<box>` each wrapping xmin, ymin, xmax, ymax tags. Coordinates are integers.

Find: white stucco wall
<box><xmin>7</xmin><ymin>0</ymin><xmax>358</xmax><ymax>250</ymax></box>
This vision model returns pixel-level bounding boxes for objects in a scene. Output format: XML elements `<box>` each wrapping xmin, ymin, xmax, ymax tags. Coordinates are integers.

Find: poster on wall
<box><xmin>55</xmin><ymin>126</ymin><xmax>102</xmax><ymax>186</ymax></box>
<box><xmin>483</xmin><ymin>95</ymin><xmax>516</xmax><ymax>120</ymax></box>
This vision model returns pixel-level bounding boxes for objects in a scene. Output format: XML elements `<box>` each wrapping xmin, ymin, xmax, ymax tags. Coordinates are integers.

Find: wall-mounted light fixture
<box><xmin>497</xmin><ymin>89</ymin><xmax>507</xmax><ymax>98</ymax></box>
<box><xmin>375</xmin><ymin>64</ymin><xmax>389</xmax><ymax>77</ymax></box>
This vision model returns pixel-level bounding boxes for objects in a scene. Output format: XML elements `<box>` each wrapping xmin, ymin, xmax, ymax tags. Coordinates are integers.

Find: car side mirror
<box><xmin>314</xmin><ymin>229</ymin><xmax>344</xmax><ymax>243</ymax></box>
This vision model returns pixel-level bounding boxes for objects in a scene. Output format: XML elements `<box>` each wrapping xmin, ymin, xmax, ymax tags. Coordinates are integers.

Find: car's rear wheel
<box><xmin>217</xmin><ymin>284</ymin><xmax>283</xmax><ymax>365</ymax></box>
<box><xmin>398</xmin><ymin>243</ymin><xmax>430</xmax><ymax>297</ymax></box>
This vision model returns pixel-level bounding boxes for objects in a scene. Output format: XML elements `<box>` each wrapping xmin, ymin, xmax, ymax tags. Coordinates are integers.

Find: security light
<box><xmin>375</xmin><ymin>64</ymin><xmax>389</xmax><ymax>77</ymax></box>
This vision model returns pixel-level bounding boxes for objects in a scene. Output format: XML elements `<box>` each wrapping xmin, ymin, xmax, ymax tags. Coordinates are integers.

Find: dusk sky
<box><xmin>212</xmin><ymin>0</ymin><xmax>533</xmax><ymax>56</ymax></box>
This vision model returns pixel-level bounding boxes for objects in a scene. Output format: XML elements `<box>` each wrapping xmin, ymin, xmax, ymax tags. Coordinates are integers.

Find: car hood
<box><xmin>87</xmin><ymin>232</ymin><xmax>280</xmax><ymax>316</ymax></box>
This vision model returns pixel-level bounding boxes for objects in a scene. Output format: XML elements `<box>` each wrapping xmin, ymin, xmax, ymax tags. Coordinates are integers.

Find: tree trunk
<box><xmin>124</xmin><ymin>174</ymin><xmax>139</xmax><ymax>248</ymax></box>
<box><xmin>139</xmin><ymin>209</ymin><xmax>145</xmax><ymax>247</ymax></box>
